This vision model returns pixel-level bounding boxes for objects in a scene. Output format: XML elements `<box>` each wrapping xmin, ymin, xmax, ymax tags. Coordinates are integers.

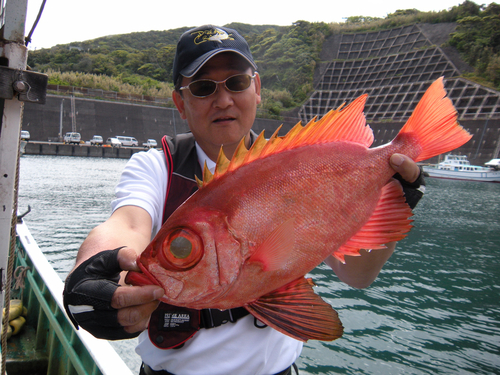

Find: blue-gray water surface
<box><xmin>18</xmin><ymin>155</ymin><xmax>500</xmax><ymax>374</ymax></box>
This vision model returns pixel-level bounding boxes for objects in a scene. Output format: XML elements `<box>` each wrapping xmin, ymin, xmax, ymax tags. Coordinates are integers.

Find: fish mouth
<box><xmin>125</xmin><ymin>268</ymin><xmax>185</xmax><ymax>301</ymax></box>
<box><xmin>125</xmin><ymin>268</ymin><xmax>161</xmax><ymax>288</ymax></box>
<box><xmin>125</xmin><ymin>257</ymin><xmax>162</xmax><ymax>287</ymax></box>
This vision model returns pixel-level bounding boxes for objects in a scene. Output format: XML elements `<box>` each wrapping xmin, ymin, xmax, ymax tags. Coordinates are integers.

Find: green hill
<box><xmin>27</xmin><ymin>1</ymin><xmax>500</xmax><ymax>119</ymax></box>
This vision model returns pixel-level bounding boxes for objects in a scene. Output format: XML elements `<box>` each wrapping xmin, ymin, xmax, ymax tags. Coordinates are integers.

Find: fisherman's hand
<box><xmin>390</xmin><ymin>154</ymin><xmax>426</xmax><ymax>210</ymax></box>
<box><xmin>63</xmin><ymin>247</ymin><xmax>163</xmax><ymax>340</ymax></box>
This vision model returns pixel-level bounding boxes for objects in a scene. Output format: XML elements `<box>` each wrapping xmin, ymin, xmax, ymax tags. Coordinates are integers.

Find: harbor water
<box><xmin>18</xmin><ymin>155</ymin><xmax>500</xmax><ymax>375</ymax></box>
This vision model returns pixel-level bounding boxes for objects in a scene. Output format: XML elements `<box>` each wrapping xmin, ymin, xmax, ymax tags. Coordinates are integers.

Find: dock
<box><xmin>23</xmin><ymin>141</ymin><xmax>148</xmax><ymax>159</ymax></box>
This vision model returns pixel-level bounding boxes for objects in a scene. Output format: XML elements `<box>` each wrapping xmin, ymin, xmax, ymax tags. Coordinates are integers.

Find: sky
<box><xmin>25</xmin><ymin>0</ymin><xmax>465</xmax><ymax>50</ymax></box>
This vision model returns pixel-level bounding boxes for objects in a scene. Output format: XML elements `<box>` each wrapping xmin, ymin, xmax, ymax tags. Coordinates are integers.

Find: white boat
<box><xmin>422</xmin><ymin>154</ymin><xmax>500</xmax><ymax>182</ymax></box>
<box><xmin>484</xmin><ymin>159</ymin><xmax>500</xmax><ymax>170</ymax></box>
<box><xmin>0</xmin><ymin>1</ymin><xmax>134</xmax><ymax>373</ymax></box>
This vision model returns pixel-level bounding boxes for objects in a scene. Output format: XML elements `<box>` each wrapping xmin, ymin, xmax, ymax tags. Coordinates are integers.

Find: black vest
<box><xmin>161</xmin><ymin>133</ymin><xmax>202</xmax><ymax>224</ymax></box>
<box><xmin>161</xmin><ymin>131</ymin><xmax>258</xmax><ymax>223</ymax></box>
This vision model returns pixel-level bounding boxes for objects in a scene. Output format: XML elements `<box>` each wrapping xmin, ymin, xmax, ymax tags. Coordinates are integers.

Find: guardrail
<box><xmin>47</xmin><ymin>84</ymin><xmax>171</xmax><ymax>106</ymax></box>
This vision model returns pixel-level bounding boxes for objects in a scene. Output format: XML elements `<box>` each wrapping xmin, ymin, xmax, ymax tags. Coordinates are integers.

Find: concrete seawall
<box><xmin>23</xmin><ymin>141</ymin><xmax>144</xmax><ymax>158</ymax></box>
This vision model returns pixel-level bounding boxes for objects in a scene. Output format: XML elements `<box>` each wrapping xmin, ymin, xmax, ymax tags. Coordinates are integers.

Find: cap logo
<box><xmin>192</xmin><ymin>28</ymin><xmax>234</xmax><ymax>45</ymax></box>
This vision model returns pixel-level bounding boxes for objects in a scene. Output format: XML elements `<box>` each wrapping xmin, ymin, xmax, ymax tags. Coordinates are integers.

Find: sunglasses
<box><xmin>180</xmin><ymin>73</ymin><xmax>256</xmax><ymax>98</ymax></box>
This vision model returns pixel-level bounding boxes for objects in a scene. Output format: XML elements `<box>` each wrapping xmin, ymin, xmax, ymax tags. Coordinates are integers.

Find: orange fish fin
<box><xmin>227</xmin><ymin>137</ymin><xmax>249</xmax><ymax>172</ymax></box>
<box><xmin>396</xmin><ymin>77</ymin><xmax>472</xmax><ymax>162</ymax></box>
<box><xmin>198</xmin><ymin>161</ymin><xmax>212</xmax><ymax>188</ymax></box>
<box><xmin>248</xmin><ymin>218</ymin><xmax>295</xmax><ymax>272</ymax></box>
<box><xmin>214</xmin><ymin>149</ymin><xmax>231</xmax><ymax>177</ymax></box>
<box><xmin>200</xmin><ymin>94</ymin><xmax>374</xmax><ymax>188</ymax></box>
<box><xmin>246</xmin><ymin>277</ymin><xmax>343</xmax><ymax>342</ymax></box>
<box><xmin>320</xmin><ymin>96</ymin><xmax>373</xmax><ymax>147</ymax></box>
<box><xmin>277</xmin><ymin>98</ymin><xmax>373</xmax><ymax>151</ymax></box>
<box><xmin>195</xmin><ymin>175</ymin><xmax>203</xmax><ymax>189</ymax></box>
<box><xmin>332</xmin><ymin>180</ymin><xmax>413</xmax><ymax>263</ymax></box>
<box><xmin>242</xmin><ymin>131</ymin><xmax>268</xmax><ymax>165</ymax></box>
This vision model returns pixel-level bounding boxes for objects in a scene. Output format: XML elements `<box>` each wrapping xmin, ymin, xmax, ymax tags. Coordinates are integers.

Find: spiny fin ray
<box><xmin>199</xmin><ymin>97</ymin><xmax>373</xmax><ymax>188</ymax></box>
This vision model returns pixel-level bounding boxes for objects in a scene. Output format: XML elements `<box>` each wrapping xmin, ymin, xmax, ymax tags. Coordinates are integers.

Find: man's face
<box><xmin>172</xmin><ymin>53</ymin><xmax>261</xmax><ymax>160</ymax></box>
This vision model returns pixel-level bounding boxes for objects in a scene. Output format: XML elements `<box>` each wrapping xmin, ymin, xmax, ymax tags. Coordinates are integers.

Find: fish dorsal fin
<box><xmin>332</xmin><ymin>180</ymin><xmax>413</xmax><ymax>263</ymax></box>
<box><xmin>227</xmin><ymin>137</ymin><xmax>249</xmax><ymax>172</ymax></box>
<box><xmin>198</xmin><ymin>94</ymin><xmax>373</xmax><ymax>189</ymax></box>
<box><xmin>196</xmin><ymin>160</ymin><xmax>211</xmax><ymax>188</ymax></box>
<box><xmin>245</xmin><ymin>277</ymin><xmax>343</xmax><ymax>342</ymax></box>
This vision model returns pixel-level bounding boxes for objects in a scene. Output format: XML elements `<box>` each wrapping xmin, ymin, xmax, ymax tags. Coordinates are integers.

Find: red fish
<box><xmin>126</xmin><ymin>78</ymin><xmax>471</xmax><ymax>342</ymax></box>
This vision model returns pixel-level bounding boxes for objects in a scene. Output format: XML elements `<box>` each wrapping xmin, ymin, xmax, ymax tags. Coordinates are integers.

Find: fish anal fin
<box><xmin>333</xmin><ymin>180</ymin><xmax>413</xmax><ymax>261</ymax></box>
<box><xmin>248</xmin><ymin>219</ymin><xmax>295</xmax><ymax>272</ymax></box>
<box><xmin>246</xmin><ymin>277</ymin><xmax>343</xmax><ymax>342</ymax></box>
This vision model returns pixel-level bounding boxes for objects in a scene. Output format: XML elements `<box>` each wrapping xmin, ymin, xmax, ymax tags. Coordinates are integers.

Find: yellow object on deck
<box><xmin>3</xmin><ymin>299</ymin><xmax>24</xmax><ymax>322</ymax></box>
<box><xmin>2</xmin><ymin>299</ymin><xmax>27</xmax><ymax>338</ymax></box>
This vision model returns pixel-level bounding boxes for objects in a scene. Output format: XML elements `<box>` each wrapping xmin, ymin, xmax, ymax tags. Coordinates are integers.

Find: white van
<box><xmin>64</xmin><ymin>132</ymin><xmax>81</xmax><ymax>144</ymax></box>
<box><xmin>90</xmin><ymin>135</ymin><xmax>103</xmax><ymax>145</ymax></box>
<box><xmin>106</xmin><ymin>137</ymin><xmax>121</xmax><ymax>148</ymax></box>
<box><xmin>115</xmin><ymin>136</ymin><xmax>138</xmax><ymax>147</ymax></box>
<box><xmin>143</xmin><ymin>139</ymin><xmax>157</xmax><ymax>149</ymax></box>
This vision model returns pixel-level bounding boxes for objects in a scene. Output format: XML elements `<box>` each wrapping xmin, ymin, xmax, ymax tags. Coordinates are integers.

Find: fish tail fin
<box><xmin>396</xmin><ymin>77</ymin><xmax>472</xmax><ymax>162</ymax></box>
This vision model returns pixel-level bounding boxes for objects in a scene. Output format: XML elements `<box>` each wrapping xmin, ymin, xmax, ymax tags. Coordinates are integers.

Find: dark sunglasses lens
<box><xmin>190</xmin><ymin>80</ymin><xmax>217</xmax><ymax>97</ymax></box>
<box><xmin>226</xmin><ymin>75</ymin><xmax>252</xmax><ymax>92</ymax></box>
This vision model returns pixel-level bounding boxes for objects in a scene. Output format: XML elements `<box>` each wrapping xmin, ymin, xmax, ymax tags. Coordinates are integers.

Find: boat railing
<box><xmin>5</xmin><ymin>221</ymin><xmax>134</xmax><ymax>375</ymax></box>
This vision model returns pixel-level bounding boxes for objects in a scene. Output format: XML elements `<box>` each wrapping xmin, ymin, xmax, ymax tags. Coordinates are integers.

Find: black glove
<box><xmin>393</xmin><ymin>168</ymin><xmax>426</xmax><ymax>210</ymax></box>
<box><xmin>63</xmin><ymin>247</ymin><xmax>140</xmax><ymax>340</ymax></box>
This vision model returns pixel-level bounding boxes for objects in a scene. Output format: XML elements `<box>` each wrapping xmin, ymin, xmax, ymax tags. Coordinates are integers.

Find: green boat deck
<box><xmin>6</xmin><ymin>325</ymin><xmax>49</xmax><ymax>375</ymax></box>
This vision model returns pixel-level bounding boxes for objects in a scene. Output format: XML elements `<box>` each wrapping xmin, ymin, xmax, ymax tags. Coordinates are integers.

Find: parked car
<box><xmin>105</xmin><ymin>137</ymin><xmax>121</xmax><ymax>148</ymax></box>
<box><xmin>63</xmin><ymin>132</ymin><xmax>81</xmax><ymax>144</ymax></box>
<box><xmin>115</xmin><ymin>136</ymin><xmax>138</xmax><ymax>147</ymax></box>
<box><xmin>20</xmin><ymin>130</ymin><xmax>30</xmax><ymax>141</ymax></box>
<box><xmin>143</xmin><ymin>139</ymin><xmax>158</xmax><ymax>149</ymax></box>
<box><xmin>90</xmin><ymin>135</ymin><xmax>103</xmax><ymax>146</ymax></box>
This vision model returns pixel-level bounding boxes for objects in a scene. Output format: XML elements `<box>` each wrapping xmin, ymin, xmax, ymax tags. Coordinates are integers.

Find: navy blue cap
<box><xmin>172</xmin><ymin>25</ymin><xmax>257</xmax><ymax>84</ymax></box>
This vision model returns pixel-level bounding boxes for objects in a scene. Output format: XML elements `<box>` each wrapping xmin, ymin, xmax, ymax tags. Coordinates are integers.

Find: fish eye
<box><xmin>170</xmin><ymin>237</ymin><xmax>192</xmax><ymax>259</ymax></box>
<box><xmin>158</xmin><ymin>228</ymin><xmax>203</xmax><ymax>271</ymax></box>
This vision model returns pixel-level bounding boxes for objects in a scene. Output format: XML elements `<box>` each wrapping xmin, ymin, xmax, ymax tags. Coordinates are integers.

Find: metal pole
<box><xmin>71</xmin><ymin>95</ymin><xmax>76</xmax><ymax>132</ymax></box>
<box><xmin>0</xmin><ymin>0</ymin><xmax>29</xmax><ymax>370</ymax></box>
<box><xmin>59</xmin><ymin>99</ymin><xmax>64</xmax><ymax>141</ymax></box>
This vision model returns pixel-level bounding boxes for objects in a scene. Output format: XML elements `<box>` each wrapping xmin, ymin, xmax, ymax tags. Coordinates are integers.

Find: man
<box><xmin>63</xmin><ymin>25</ymin><xmax>424</xmax><ymax>375</ymax></box>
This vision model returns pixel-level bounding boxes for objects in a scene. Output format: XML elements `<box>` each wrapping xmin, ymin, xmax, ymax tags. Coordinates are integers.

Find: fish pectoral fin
<box><xmin>332</xmin><ymin>179</ymin><xmax>414</xmax><ymax>263</ymax></box>
<box><xmin>246</xmin><ymin>277</ymin><xmax>343</xmax><ymax>342</ymax></box>
<box><xmin>247</xmin><ymin>218</ymin><xmax>295</xmax><ymax>272</ymax></box>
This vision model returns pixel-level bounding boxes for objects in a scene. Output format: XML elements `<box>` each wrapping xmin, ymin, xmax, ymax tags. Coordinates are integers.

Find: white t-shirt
<box><xmin>111</xmin><ymin>146</ymin><xmax>303</xmax><ymax>375</ymax></box>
